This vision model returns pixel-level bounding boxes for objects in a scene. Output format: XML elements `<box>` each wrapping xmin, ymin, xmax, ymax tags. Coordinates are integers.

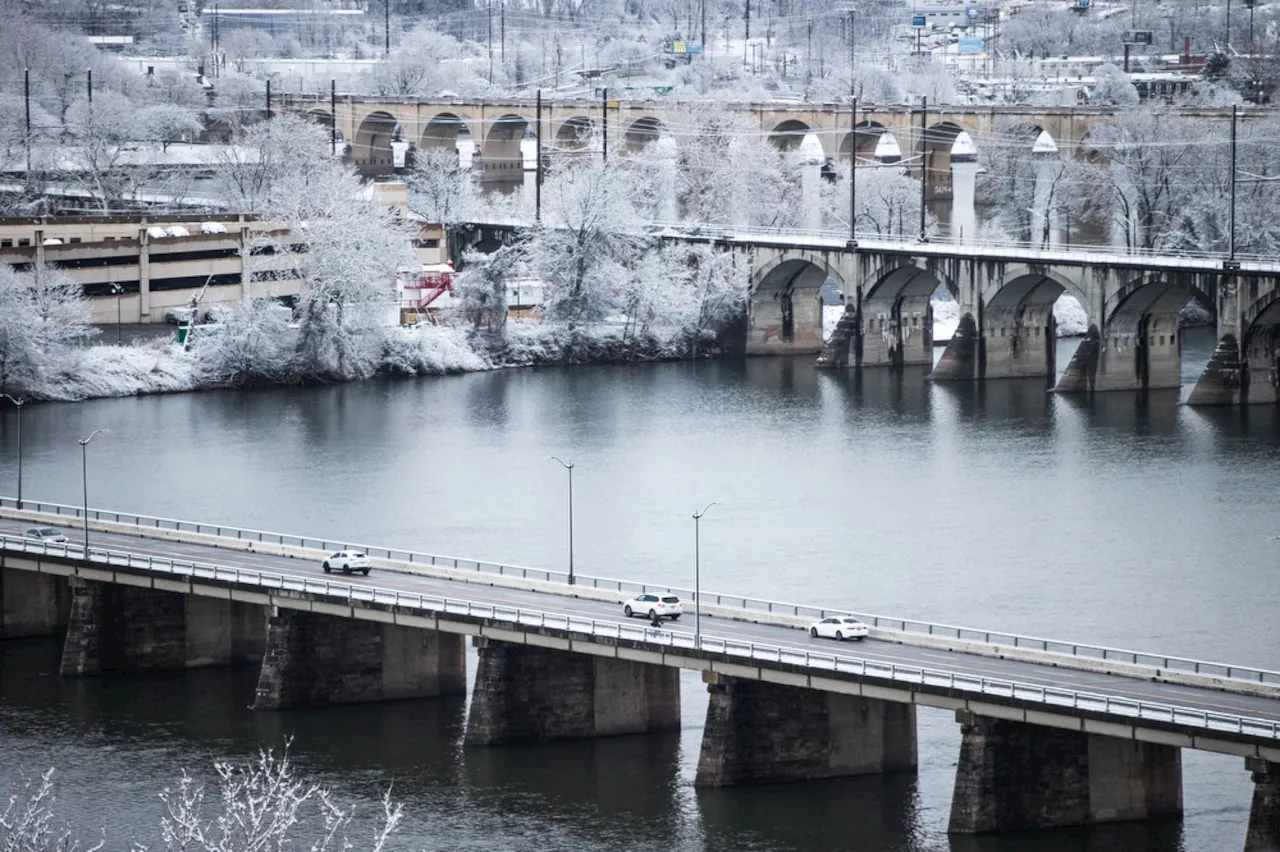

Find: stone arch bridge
<box><xmin>275</xmin><ymin>94</ymin><xmax>1249</xmax><ymax>199</ymax></box>
<box><xmin>450</xmin><ymin>222</ymin><xmax>1280</xmax><ymax>406</ymax></box>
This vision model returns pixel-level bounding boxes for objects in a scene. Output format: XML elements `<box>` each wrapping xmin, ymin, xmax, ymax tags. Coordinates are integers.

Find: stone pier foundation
<box><xmin>948</xmin><ymin>715</ymin><xmax>1182</xmax><ymax>834</ymax></box>
<box><xmin>981</xmin><ymin>304</ymin><xmax>1056</xmax><ymax>380</ymax></box>
<box><xmin>929</xmin><ymin>313</ymin><xmax>981</xmax><ymax>381</ymax></box>
<box><xmin>252</xmin><ymin>608</ymin><xmax>465</xmax><ymax>709</ymax></box>
<box><xmin>1245</xmin><ymin>759</ymin><xmax>1280</xmax><ymax>852</ymax></box>
<box><xmin>859</xmin><ymin>295</ymin><xmax>932</xmax><ymax>368</ymax></box>
<box><xmin>1187</xmin><ymin>334</ymin><xmax>1246</xmax><ymax>405</ymax></box>
<box><xmin>464</xmin><ymin>639</ymin><xmax>680</xmax><ymax>745</ymax></box>
<box><xmin>694</xmin><ymin>676</ymin><xmax>917</xmax><ymax>787</ymax></box>
<box><xmin>60</xmin><ymin>578</ymin><xmax>267</xmax><ymax>676</ymax></box>
<box><xmin>1</xmin><ymin>568</ymin><xmax>70</xmax><ymax>639</ymax></box>
<box><xmin>1056</xmin><ymin>321</ymin><xmax>1182</xmax><ymax>394</ymax></box>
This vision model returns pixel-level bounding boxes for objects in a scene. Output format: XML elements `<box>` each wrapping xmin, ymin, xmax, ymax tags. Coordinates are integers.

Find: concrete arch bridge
<box><xmin>276</xmin><ymin>94</ymin><xmax>1255</xmax><ymax>201</ymax></box>
<box><xmin>452</xmin><ymin>222</ymin><xmax>1280</xmax><ymax>405</ymax></box>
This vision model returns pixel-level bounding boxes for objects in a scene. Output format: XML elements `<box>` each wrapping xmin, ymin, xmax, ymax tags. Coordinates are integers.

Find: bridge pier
<box><xmin>948</xmin><ymin>713</ymin><xmax>1182</xmax><ymax>833</ymax></box>
<box><xmin>981</xmin><ymin>304</ymin><xmax>1056</xmax><ymax>379</ymax></box>
<box><xmin>1</xmin><ymin>567</ymin><xmax>69</xmax><ymax>639</ymax></box>
<box><xmin>252</xmin><ymin>607</ymin><xmax>465</xmax><ymax>709</ymax></box>
<box><xmin>1246</xmin><ymin>759</ymin><xmax>1280</xmax><ymax>852</ymax></box>
<box><xmin>694</xmin><ymin>675</ymin><xmax>917</xmax><ymax>787</ymax></box>
<box><xmin>464</xmin><ymin>638</ymin><xmax>680</xmax><ymax>745</ymax></box>
<box><xmin>61</xmin><ymin>578</ymin><xmax>267</xmax><ymax>676</ymax></box>
<box><xmin>858</xmin><ymin>294</ymin><xmax>932</xmax><ymax>368</ymax></box>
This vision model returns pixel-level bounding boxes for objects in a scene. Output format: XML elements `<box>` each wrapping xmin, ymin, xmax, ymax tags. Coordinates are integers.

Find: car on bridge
<box><xmin>24</xmin><ymin>527</ymin><xmax>68</xmax><ymax>543</ymax></box>
<box><xmin>322</xmin><ymin>550</ymin><xmax>371</xmax><ymax>576</ymax></box>
<box><xmin>623</xmin><ymin>594</ymin><xmax>682</xmax><ymax>620</ymax></box>
<box><xmin>809</xmin><ymin>616</ymin><xmax>869</xmax><ymax>641</ymax></box>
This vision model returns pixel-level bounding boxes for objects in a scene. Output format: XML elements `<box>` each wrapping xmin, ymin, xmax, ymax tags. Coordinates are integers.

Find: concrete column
<box><xmin>982</xmin><ymin>304</ymin><xmax>1056</xmax><ymax>380</ymax></box>
<box><xmin>859</xmin><ymin>294</ymin><xmax>932</xmax><ymax>367</ymax></box>
<box><xmin>60</xmin><ymin>578</ymin><xmax>268</xmax><ymax>676</ymax></box>
<box><xmin>1241</xmin><ymin>326</ymin><xmax>1280</xmax><ymax>405</ymax></box>
<box><xmin>239</xmin><ymin>225</ymin><xmax>252</xmax><ymax>299</ymax></box>
<box><xmin>948</xmin><ymin>714</ymin><xmax>1182</xmax><ymax>834</ymax></box>
<box><xmin>464</xmin><ymin>639</ymin><xmax>680</xmax><ymax>745</ymax></box>
<box><xmin>138</xmin><ymin>227</ymin><xmax>152</xmax><ymax>321</ymax></box>
<box><xmin>1055</xmin><ymin>325</ymin><xmax>1102</xmax><ymax>393</ymax></box>
<box><xmin>1246</xmin><ymin>759</ymin><xmax>1280</xmax><ymax>852</ymax></box>
<box><xmin>1187</xmin><ymin>334</ymin><xmax>1247</xmax><ymax>405</ymax></box>
<box><xmin>1</xmin><ymin>568</ymin><xmax>70</xmax><ymax>639</ymax></box>
<box><xmin>694</xmin><ymin>676</ymin><xmax>917</xmax><ymax>787</ymax></box>
<box><xmin>252</xmin><ymin>608</ymin><xmax>465</xmax><ymax>709</ymax></box>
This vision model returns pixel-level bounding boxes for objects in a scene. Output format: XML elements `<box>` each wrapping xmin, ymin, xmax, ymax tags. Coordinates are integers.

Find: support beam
<box><xmin>61</xmin><ymin>578</ymin><xmax>267</xmax><ymax>676</ymax></box>
<box><xmin>1</xmin><ymin>568</ymin><xmax>69</xmax><ymax>639</ymax></box>
<box><xmin>464</xmin><ymin>638</ymin><xmax>679</xmax><ymax>745</ymax></box>
<box><xmin>253</xmin><ymin>608</ymin><xmax>465</xmax><ymax>709</ymax></box>
<box><xmin>948</xmin><ymin>714</ymin><xmax>1182</xmax><ymax>834</ymax></box>
<box><xmin>694</xmin><ymin>675</ymin><xmax>917</xmax><ymax>787</ymax></box>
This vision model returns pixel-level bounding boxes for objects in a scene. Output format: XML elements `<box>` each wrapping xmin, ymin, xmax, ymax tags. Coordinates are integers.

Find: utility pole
<box><xmin>701</xmin><ymin>0</ymin><xmax>707</xmax><ymax>49</ymax></box>
<box><xmin>536</xmin><ymin>89</ymin><xmax>543</xmax><ymax>221</ymax></box>
<box><xmin>744</xmin><ymin>0</ymin><xmax>751</xmax><ymax>67</ymax></box>
<box><xmin>847</xmin><ymin>6</ymin><xmax>856</xmax><ymax>99</ymax></box>
<box><xmin>385</xmin><ymin>0</ymin><xmax>390</xmax><ymax>57</ymax></box>
<box><xmin>918</xmin><ymin>95</ymin><xmax>928</xmax><ymax>242</ymax></box>
<box><xmin>601</xmin><ymin>87</ymin><xmax>608</xmax><ymax>162</ymax></box>
<box><xmin>330</xmin><ymin>79</ymin><xmax>337</xmax><ymax>155</ymax></box>
<box><xmin>849</xmin><ymin>98</ymin><xmax>858</xmax><ymax>246</ymax></box>
<box><xmin>501</xmin><ymin>0</ymin><xmax>506</xmax><ymax>65</ymax></box>
<box><xmin>87</xmin><ymin>69</ymin><xmax>92</xmax><ymax>104</ymax></box>
<box><xmin>23</xmin><ymin>68</ymin><xmax>30</xmax><ymax>174</ymax></box>
<box><xmin>265</xmin><ymin>79</ymin><xmax>271</xmax><ymax>119</ymax></box>
<box><xmin>1229</xmin><ymin>104</ymin><xmax>1238</xmax><ymax>259</ymax></box>
<box><xmin>488</xmin><ymin>2</ymin><xmax>494</xmax><ymax>84</ymax></box>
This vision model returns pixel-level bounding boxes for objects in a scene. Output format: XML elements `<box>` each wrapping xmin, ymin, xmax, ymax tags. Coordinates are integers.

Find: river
<box><xmin>2</xmin><ymin>326</ymin><xmax>1278</xmax><ymax>851</ymax></box>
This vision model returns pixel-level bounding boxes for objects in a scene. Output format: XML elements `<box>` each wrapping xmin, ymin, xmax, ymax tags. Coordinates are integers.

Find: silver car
<box><xmin>25</xmin><ymin>527</ymin><xmax>68</xmax><ymax>543</ymax></box>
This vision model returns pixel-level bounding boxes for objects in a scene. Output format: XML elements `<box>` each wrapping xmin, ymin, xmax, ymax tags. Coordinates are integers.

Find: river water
<box><xmin>2</xmin><ymin>327</ymin><xmax>1278</xmax><ymax>851</ymax></box>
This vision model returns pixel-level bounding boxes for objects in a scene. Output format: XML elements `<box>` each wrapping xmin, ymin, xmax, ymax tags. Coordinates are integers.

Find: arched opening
<box><xmin>421</xmin><ymin>112</ymin><xmax>473</xmax><ymax>152</ymax></box>
<box><xmin>624</xmin><ymin>117</ymin><xmax>664</xmax><ymax>152</ymax></box>
<box><xmin>555</xmin><ymin>116</ymin><xmax>596</xmax><ymax>152</ymax></box>
<box><xmin>874</xmin><ymin>129</ymin><xmax>903</xmax><ymax>164</ymax></box>
<box><xmin>482</xmin><ymin>113</ymin><xmax>530</xmax><ymax>183</ymax></box>
<box><xmin>747</xmin><ymin>256</ymin><xmax>838</xmax><ymax>355</ymax></box>
<box><xmin>916</xmin><ymin>121</ymin><xmax>965</xmax><ymax>202</ymax></box>
<box><xmin>1097</xmin><ymin>276</ymin><xmax>1214</xmax><ymax>391</ymax></box>
<box><xmin>982</xmin><ymin>272</ymin><xmax>1088</xmax><ymax>381</ymax></box>
<box><xmin>305</xmin><ymin>109</ymin><xmax>332</xmax><ymax>128</ymax></box>
<box><xmin>838</xmin><ymin>121</ymin><xmax>885</xmax><ymax>164</ymax></box>
<box><xmin>1240</xmin><ymin>293</ymin><xmax>1280</xmax><ymax>404</ymax></box>
<box><xmin>353</xmin><ymin>111</ymin><xmax>402</xmax><ymax>177</ymax></box>
<box><xmin>858</xmin><ymin>263</ymin><xmax>950</xmax><ymax>367</ymax></box>
<box><xmin>769</xmin><ymin>120</ymin><xmax>811</xmax><ymax>152</ymax></box>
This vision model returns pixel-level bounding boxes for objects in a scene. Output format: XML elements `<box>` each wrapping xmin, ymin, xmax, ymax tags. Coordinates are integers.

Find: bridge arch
<box><xmin>1103</xmin><ymin>274</ymin><xmax>1214</xmax><ymax>328</ymax></box>
<box><xmin>555</xmin><ymin>115</ymin><xmax>596</xmax><ymax>152</ymax></box>
<box><xmin>1241</xmin><ymin>288</ymin><xmax>1280</xmax><ymax>403</ymax></box>
<box><xmin>746</xmin><ymin>251</ymin><xmax>844</xmax><ymax>354</ymax></box>
<box><xmin>484</xmin><ymin>113</ymin><xmax>531</xmax><ymax>178</ymax></box>
<box><xmin>353</xmin><ymin>110</ymin><xmax>403</xmax><ymax>174</ymax></box>
<box><xmin>421</xmin><ymin>112</ymin><xmax>474</xmax><ymax>151</ymax></box>
<box><xmin>624</xmin><ymin>117</ymin><xmax>664</xmax><ymax>151</ymax></box>
<box><xmin>852</xmin><ymin>260</ymin><xmax>958</xmax><ymax>365</ymax></box>
<box><xmin>838</xmin><ymin>121</ymin><xmax>885</xmax><ymax>163</ymax></box>
<box><xmin>918</xmin><ymin>121</ymin><xmax>969</xmax><ymax>201</ymax></box>
<box><xmin>981</xmin><ymin>265</ymin><xmax>1090</xmax><ymax>322</ymax></box>
<box><xmin>769</xmin><ymin>120</ymin><xmax>811</xmax><ymax>152</ymax></box>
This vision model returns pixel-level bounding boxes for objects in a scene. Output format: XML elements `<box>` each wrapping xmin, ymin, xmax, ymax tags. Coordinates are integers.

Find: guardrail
<box><xmin>4</xmin><ymin>531</ymin><xmax>1279</xmax><ymax>745</ymax></box>
<box><xmin>4</xmin><ymin>496</ymin><xmax>1279</xmax><ymax>690</ymax></box>
<box><xmin>463</xmin><ymin>218</ymin><xmax>1280</xmax><ymax>270</ymax></box>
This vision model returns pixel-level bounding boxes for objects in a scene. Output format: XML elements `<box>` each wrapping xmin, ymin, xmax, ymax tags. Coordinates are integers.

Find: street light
<box><xmin>692</xmin><ymin>501</ymin><xmax>719</xmax><ymax>649</ymax></box>
<box><xmin>79</xmin><ymin>430</ymin><xmax>104</xmax><ymax>557</ymax></box>
<box><xmin>1</xmin><ymin>394</ymin><xmax>23</xmax><ymax>508</ymax></box>
<box><xmin>550</xmin><ymin>456</ymin><xmax>575</xmax><ymax>585</ymax></box>
<box><xmin>109</xmin><ymin>283</ymin><xmax>123</xmax><ymax>344</ymax></box>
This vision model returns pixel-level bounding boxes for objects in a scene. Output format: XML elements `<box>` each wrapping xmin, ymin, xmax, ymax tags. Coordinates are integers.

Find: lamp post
<box><xmin>110</xmin><ymin>283</ymin><xmax>123</xmax><ymax>344</ymax></box>
<box><xmin>692</xmin><ymin>501</ymin><xmax>718</xmax><ymax>649</ymax></box>
<box><xmin>79</xmin><ymin>430</ymin><xmax>103</xmax><ymax>557</ymax></box>
<box><xmin>1</xmin><ymin>394</ymin><xmax>23</xmax><ymax>508</ymax></box>
<box><xmin>550</xmin><ymin>456</ymin><xmax>575</xmax><ymax>585</ymax></box>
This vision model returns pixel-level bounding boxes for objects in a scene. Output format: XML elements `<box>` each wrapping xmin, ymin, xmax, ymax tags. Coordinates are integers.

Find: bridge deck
<box><xmin>3</xmin><ymin>513</ymin><xmax>1279</xmax><ymax>755</ymax></box>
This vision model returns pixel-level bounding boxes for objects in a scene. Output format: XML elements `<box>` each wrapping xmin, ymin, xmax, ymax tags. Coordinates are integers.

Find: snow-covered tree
<box><xmin>452</xmin><ymin>247</ymin><xmax>515</xmax><ymax>329</ymax></box>
<box><xmin>211</xmin><ymin>114</ymin><xmax>333</xmax><ymax>214</ymax></box>
<box><xmin>524</xmin><ymin>158</ymin><xmax>648</xmax><ymax>323</ymax></box>
<box><xmin>408</xmin><ymin>146</ymin><xmax>476</xmax><ymax>224</ymax></box>
<box><xmin>0</xmin><ymin>769</ymin><xmax>103</xmax><ymax>852</ymax></box>
<box><xmin>1091</xmin><ymin>64</ymin><xmax>1140</xmax><ymax>108</ymax></box>
<box><xmin>191</xmin><ymin>298</ymin><xmax>298</xmax><ymax>386</ymax></box>
<box><xmin>0</xmin><ymin>263</ymin><xmax>95</xmax><ymax>398</ymax></box>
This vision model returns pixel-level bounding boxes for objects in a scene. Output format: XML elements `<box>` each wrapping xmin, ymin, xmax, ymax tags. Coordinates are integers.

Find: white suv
<box><xmin>322</xmin><ymin>550</ymin><xmax>371</xmax><ymax>576</ymax></box>
<box><xmin>623</xmin><ymin>594</ymin><xmax>683</xmax><ymax>620</ymax></box>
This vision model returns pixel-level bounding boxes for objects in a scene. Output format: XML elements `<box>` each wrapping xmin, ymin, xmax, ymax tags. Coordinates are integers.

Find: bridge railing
<box><xmin>464</xmin><ymin>217</ymin><xmax>1280</xmax><ymax>270</ymax></box>
<box><xmin>4</xmin><ymin>531</ymin><xmax>1278</xmax><ymax>744</ymax></box>
<box><xmin>4</xmin><ymin>496</ymin><xmax>1279</xmax><ymax>691</ymax></box>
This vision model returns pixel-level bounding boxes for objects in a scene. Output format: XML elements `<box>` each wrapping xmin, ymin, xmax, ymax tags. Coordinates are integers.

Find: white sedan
<box><xmin>623</xmin><ymin>593</ymin><xmax>683</xmax><ymax>620</ymax></box>
<box><xmin>809</xmin><ymin>616</ymin><xmax>869</xmax><ymax>641</ymax></box>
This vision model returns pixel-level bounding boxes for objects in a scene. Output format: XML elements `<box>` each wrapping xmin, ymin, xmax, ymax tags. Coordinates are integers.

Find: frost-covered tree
<box><xmin>192</xmin><ymin>298</ymin><xmax>298</xmax><ymax>386</ymax></box>
<box><xmin>525</xmin><ymin>158</ymin><xmax>648</xmax><ymax>323</ymax></box>
<box><xmin>408</xmin><ymin>147</ymin><xmax>476</xmax><ymax>224</ymax></box>
<box><xmin>452</xmin><ymin>247</ymin><xmax>515</xmax><ymax>329</ymax></box>
<box><xmin>61</xmin><ymin>91</ymin><xmax>139</xmax><ymax>213</ymax></box>
<box><xmin>211</xmin><ymin>114</ymin><xmax>333</xmax><ymax>214</ymax></box>
<box><xmin>254</xmin><ymin>123</ymin><xmax>412</xmax><ymax>380</ymax></box>
<box><xmin>0</xmin><ymin>769</ymin><xmax>103</xmax><ymax>852</ymax></box>
<box><xmin>1091</xmin><ymin>64</ymin><xmax>1140</xmax><ymax>108</ymax></box>
<box><xmin>0</xmin><ymin>263</ymin><xmax>95</xmax><ymax>398</ymax></box>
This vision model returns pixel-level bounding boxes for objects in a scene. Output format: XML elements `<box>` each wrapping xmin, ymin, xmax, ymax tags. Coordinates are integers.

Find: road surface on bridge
<box><xmin>5</xmin><ymin>517</ymin><xmax>1278</xmax><ymax>730</ymax></box>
